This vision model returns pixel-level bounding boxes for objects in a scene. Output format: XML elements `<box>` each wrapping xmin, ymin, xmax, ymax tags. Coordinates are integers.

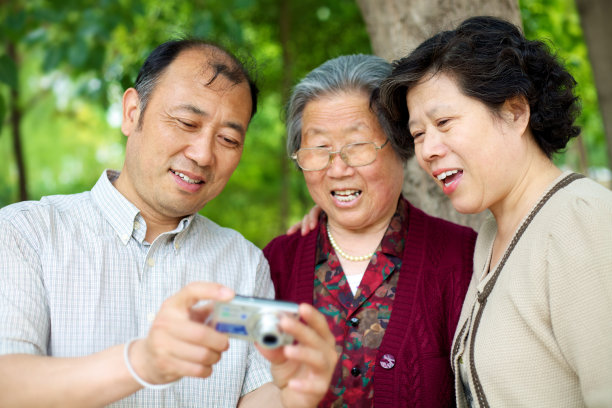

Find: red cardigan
<box><xmin>263</xmin><ymin>201</ymin><xmax>476</xmax><ymax>407</ymax></box>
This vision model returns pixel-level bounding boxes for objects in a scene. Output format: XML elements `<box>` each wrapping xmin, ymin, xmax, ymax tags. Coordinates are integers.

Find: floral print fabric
<box><xmin>314</xmin><ymin>199</ymin><xmax>407</xmax><ymax>407</ymax></box>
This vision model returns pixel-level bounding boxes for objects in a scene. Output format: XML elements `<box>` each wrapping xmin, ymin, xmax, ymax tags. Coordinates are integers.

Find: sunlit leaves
<box><xmin>520</xmin><ymin>0</ymin><xmax>605</xmax><ymax>169</ymax></box>
<box><xmin>3</xmin><ymin>0</ymin><xmax>605</xmax><ymax>246</ymax></box>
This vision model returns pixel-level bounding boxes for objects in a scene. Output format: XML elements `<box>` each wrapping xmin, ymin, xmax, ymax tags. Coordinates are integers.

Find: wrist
<box><xmin>124</xmin><ymin>337</ymin><xmax>175</xmax><ymax>390</ymax></box>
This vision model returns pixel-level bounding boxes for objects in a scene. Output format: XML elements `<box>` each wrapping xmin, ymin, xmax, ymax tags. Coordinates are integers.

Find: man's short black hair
<box><xmin>133</xmin><ymin>39</ymin><xmax>259</xmax><ymax>128</ymax></box>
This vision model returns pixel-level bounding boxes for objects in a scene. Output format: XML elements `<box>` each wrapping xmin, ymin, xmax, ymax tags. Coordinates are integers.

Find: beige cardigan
<box><xmin>452</xmin><ymin>172</ymin><xmax>612</xmax><ymax>408</ymax></box>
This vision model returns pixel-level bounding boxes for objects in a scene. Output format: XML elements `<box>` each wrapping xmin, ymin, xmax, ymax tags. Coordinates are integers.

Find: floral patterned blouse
<box><xmin>314</xmin><ymin>199</ymin><xmax>407</xmax><ymax>407</ymax></box>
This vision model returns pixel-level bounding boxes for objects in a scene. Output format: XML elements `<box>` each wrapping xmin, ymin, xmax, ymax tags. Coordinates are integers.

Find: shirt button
<box><xmin>174</xmin><ymin>242</ymin><xmax>180</xmax><ymax>250</ymax></box>
<box><xmin>380</xmin><ymin>353</ymin><xmax>396</xmax><ymax>369</ymax></box>
<box><xmin>147</xmin><ymin>312</ymin><xmax>155</xmax><ymax>323</ymax></box>
<box><xmin>350</xmin><ymin>366</ymin><xmax>361</xmax><ymax>377</ymax></box>
<box><xmin>349</xmin><ymin>317</ymin><xmax>359</xmax><ymax>327</ymax></box>
<box><xmin>134</xmin><ymin>221</ymin><xmax>140</xmax><ymax>230</ymax></box>
<box><xmin>147</xmin><ymin>258</ymin><xmax>155</xmax><ymax>267</ymax></box>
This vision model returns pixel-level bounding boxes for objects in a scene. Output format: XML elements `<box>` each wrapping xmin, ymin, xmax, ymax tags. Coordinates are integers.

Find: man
<box><xmin>0</xmin><ymin>39</ymin><xmax>336</xmax><ymax>407</ymax></box>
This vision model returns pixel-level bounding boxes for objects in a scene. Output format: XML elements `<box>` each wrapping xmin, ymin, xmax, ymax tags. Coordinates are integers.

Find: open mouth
<box><xmin>436</xmin><ymin>169</ymin><xmax>462</xmax><ymax>187</ymax></box>
<box><xmin>170</xmin><ymin>169</ymin><xmax>203</xmax><ymax>184</ymax></box>
<box><xmin>332</xmin><ymin>189</ymin><xmax>362</xmax><ymax>202</ymax></box>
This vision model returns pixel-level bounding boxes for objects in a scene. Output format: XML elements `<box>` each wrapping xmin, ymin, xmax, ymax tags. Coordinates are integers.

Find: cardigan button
<box><xmin>349</xmin><ymin>317</ymin><xmax>359</xmax><ymax>327</ymax></box>
<box><xmin>350</xmin><ymin>366</ymin><xmax>361</xmax><ymax>377</ymax></box>
<box><xmin>380</xmin><ymin>353</ymin><xmax>396</xmax><ymax>369</ymax></box>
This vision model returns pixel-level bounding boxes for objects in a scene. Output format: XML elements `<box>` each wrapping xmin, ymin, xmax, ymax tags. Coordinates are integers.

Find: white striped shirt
<box><xmin>0</xmin><ymin>170</ymin><xmax>274</xmax><ymax>407</ymax></box>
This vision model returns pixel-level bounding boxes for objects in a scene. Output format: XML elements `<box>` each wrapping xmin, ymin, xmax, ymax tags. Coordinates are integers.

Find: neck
<box><xmin>326</xmin><ymin>216</ymin><xmax>390</xmax><ymax>263</ymax></box>
<box><xmin>142</xmin><ymin>217</ymin><xmax>181</xmax><ymax>243</ymax></box>
<box><xmin>492</xmin><ymin>159</ymin><xmax>561</xmax><ymax>241</ymax></box>
<box><xmin>327</xmin><ymin>226</ymin><xmax>374</xmax><ymax>262</ymax></box>
<box><xmin>113</xmin><ymin>173</ymin><xmax>182</xmax><ymax>243</ymax></box>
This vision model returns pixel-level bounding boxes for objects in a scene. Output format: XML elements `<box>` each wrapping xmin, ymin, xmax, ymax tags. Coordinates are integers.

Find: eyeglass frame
<box><xmin>290</xmin><ymin>139</ymin><xmax>390</xmax><ymax>171</ymax></box>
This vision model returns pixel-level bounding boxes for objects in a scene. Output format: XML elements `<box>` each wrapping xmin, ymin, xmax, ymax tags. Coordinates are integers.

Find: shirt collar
<box><xmin>91</xmin><ymin>170</ymin><xmax>141</xmax><ymax>245</ymax></box>
<box><xmin>91</xmin><ymin>169</ymin><xmax>195</xmax><ymax>247</ymax></box>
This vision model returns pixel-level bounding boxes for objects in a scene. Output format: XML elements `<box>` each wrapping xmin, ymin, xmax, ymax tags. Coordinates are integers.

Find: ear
<box><xmin>502</xmin><ymin>95</ymin><xmax>530</xmax><ymax>135</ymax></box>
<box><xmin>121</xmin><ymin>88</ymin><xmax>141</xmax><ymax>137</ymax></box>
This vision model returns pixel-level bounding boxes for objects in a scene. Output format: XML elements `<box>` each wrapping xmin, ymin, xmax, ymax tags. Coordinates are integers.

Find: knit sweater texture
<box><xmin>264</xmin><ymin>200</ymin><xmax>477</xmax><ymax>407</ymax></box>
<box><xmin>452</xmin><ymin>173</ymin><xmax>612</xmax><ymax>407</ymax></box>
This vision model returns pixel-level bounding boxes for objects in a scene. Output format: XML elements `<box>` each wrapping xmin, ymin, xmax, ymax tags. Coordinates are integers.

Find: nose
<box><xmin>418</xmin><ymin>131</ymin><xmax>447</xmax><ymax>163</ymax></box>
<box><xmin>184</xmin><ymin>132</ymin><xmax>215</xmax><ymax>167</ymax></box>
<box><xmin>326</xmin><ymin>151</ymin><xmax>354</xmax><ymax>177</ymax></box>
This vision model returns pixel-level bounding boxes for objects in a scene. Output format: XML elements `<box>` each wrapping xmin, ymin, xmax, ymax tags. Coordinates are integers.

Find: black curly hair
<box><xmin>379</xmin><ymin>16</ymin><xmax>581</xmax><ymax>158</ymax></box>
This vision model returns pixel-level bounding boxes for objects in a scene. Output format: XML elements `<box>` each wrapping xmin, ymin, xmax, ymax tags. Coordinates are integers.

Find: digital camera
<box><xmin>205</xmin><ymin>295</ymin><xmax>299</xmax><ymax>349</ymax></box>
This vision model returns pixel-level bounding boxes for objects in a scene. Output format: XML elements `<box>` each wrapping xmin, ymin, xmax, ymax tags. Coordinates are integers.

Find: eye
<box><xmin>218</xmin><ymin>134</ymin><xmax>242</xmax><ymax>148</ymax></box>
<box><xmin>409</xmin><ymin>128</ymin><xmax>424</xmax><ymax>140</ymax></box>
<box><xmin>178</xmin><ymin>119</ymin><xmax>197</xmax><ymax>130</ymax></box>
<box><xmin>436</xmin><ymin>118</ymin><xmax>451</xmax><ymax>128</ymax></box>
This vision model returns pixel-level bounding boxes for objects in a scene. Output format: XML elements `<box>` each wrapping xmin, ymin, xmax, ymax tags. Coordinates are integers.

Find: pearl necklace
<box><xmin>326</xmin><ymin>225</ymin><xmax>374</xmax><ymax>262</ymax></box>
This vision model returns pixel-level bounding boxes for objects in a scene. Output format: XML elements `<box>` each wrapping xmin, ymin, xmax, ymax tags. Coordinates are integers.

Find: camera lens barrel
<box><xmin>252</xmin><ymin>313</ymin><xmax>283</xmax><ymax>349</ymax></box>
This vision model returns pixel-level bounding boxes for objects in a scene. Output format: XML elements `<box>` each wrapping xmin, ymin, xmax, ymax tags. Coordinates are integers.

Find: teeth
<box><xmin>333</xmin><ymin>189</ymin><xmax>361</xmax><ymax>202</ymax></box>
<box><xmin>436</xmin><ymin>170</ymin><xmax>459</xmax><ymax>181</ymax></box>
<box><xmin>172</xmin><ymin>170</ymin><xmax>202</xmax><ymax>184</ymax></box>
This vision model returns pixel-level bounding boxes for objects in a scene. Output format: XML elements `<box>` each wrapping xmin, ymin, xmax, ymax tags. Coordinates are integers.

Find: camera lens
<box><xmin>261</xmin><ymin>334</ymin><xmax>279</xmax><ymax>347</ymax></box>
<box><xmin>253</xmin><ymin>313</ymin><xmax>283</xmax><ymax>349</ymax></box>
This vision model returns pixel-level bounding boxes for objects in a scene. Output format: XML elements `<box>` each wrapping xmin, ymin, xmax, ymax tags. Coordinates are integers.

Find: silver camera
<box><xmin>206</xmin><ymin>295</ymin><xmax>299</xmax><ymax>349</ymax></box>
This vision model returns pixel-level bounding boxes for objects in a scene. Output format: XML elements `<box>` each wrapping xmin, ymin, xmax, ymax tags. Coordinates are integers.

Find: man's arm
<box><xmin>0</xmin><ymin>282</ymin><xmax>236</xmax><ymax>407</ymax></box>
<box><xmin>238</xmin><ymin>383</ymin><xmax>283</xmax><ymax>408</ymax></box>
<box><xmin>0</xmin><ymin>347</ymin><xmax>139</xmax><ymax>408</ymax></box>
<box><xmin>286</xmin><ymin>205</ymin><xmax>321</xmax><ymax>236</ymax></box>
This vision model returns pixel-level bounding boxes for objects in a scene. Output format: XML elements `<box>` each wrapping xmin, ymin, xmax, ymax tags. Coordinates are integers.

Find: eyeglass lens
<box><xmin>296</xmin><ymin>142</ymin><xmax>378</xmax><ymax>170</ymax></box>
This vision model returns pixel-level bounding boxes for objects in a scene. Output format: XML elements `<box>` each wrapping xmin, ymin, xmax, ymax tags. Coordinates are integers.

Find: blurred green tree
<box><xmin>0</xmin><ymin>0</ymin><xmax>371</xmax><ymax>247</ymax></box>
<box><xmin>0</xmin><ymin>0</ymin><xmax>607</xmax><ymax>247</ymax></box>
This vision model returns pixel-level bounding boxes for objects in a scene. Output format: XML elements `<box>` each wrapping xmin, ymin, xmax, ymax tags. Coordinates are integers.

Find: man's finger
<box><xmin>168</xmin><ymin>281</ymin><xmax>235</xmax><ymax>310</ymax></box>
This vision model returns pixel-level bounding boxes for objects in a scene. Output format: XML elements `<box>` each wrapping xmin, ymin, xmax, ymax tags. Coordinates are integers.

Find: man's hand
<box><xmin>127</xmin><ymin>282</ymin><xmax>235</xmax><ymax>386</ymax></box>
<box><xmin>258</xmin><ymin>304</ymin><xmax>338</xmax><ymax>408</ymax></box>
<box><xmin>286</xmin><ymin>205</ymin><xmax>322</xmax><ymax>236</ymax></box>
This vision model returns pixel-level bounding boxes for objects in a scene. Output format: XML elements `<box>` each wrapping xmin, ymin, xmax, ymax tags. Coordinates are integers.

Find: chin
<box><xmin>449</xmin><ymin>198</ymin><xmax>479</xmax><ymax>215</ymax></box>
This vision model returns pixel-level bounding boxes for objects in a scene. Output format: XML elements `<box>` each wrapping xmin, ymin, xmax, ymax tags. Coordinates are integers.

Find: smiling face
<box><xmin>300</xmin><ymin>90</ymin><xmax>405</xmax><ymax>234</ymax></box>
<box><xmin>406</xmin><ymin>72</ymin><xmax>529</xmax><ymax>215</ymax></box>
<box><xmin>116</xmin><ymin>48</ymin><xmax>252</xmax><ymax>233</ymax></box>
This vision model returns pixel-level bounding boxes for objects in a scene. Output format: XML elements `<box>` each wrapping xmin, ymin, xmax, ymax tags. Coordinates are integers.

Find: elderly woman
<box><xmin>379</xmin><ymin>16</ymin><xmax>612</xmax><ymax>407</ymax></box>
<box><xmin>263</xmin><ymin>54</ymin><xmax>477</xmax><ymax>407</ymax></box>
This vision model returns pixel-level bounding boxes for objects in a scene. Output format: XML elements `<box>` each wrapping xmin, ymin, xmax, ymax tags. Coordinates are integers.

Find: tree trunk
<box><xmin>355</xmin><ymin>0</ymin><xmax>521</xmax><ymax>230</ymax></box>
<box><xmin>7</xmin><ymin>41</ymin><xmax>27</xmax><ymax>202</ymax></box>
<box><xmin>576</xmin><ymin>0</ymin><xmax>612</xmax><ymax>171</ymax></box>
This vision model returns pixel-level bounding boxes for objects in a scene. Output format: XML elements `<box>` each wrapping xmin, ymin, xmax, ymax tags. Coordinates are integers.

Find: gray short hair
<box><xmin>285</xmin><ymin>54</ymin><xmax>413</xmax><ymax>163</ymax></box>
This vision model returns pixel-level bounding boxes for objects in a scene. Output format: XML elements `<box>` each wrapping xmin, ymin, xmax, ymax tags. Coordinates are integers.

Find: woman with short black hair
<box><xmin>380</xmin><ymin>15</ymin><xmax>612</xmax><ymax>408</ymax></box>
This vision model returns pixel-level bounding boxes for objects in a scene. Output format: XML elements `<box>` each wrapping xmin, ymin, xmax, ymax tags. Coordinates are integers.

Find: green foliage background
<box><xmin>0</xmin><ymin>0</ymin><xmax>607</xmax><ymax>248</ymax></box>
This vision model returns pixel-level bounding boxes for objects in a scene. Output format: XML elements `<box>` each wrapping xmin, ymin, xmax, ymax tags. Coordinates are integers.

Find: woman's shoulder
<box><xmin>408</xmin><ymin>202</ymin><xmax>478</xmax><ymax>242</ymax></box>
<box><xmin>405</xmin><ymin>203</ymin><xmax>477</xmax><ymax>272</ymax></box>
<box><xmin>546</xmin><ymin>175</ymin><xmax>612</xmax><ymax>228</ymax></box>
<box><xmin>537</xmin><ymin>177</ymin><xmax>612</xmax><ymax>308</ymax></box>
<box><xmin>565</xmin><ymin>174</ymin><xmax>612</xmax><ymax>203</ymax></box>
<box><xmin>263</xmin><ymin>227</ymin><xmax>317</xmax><ymax>260</ymax></box>
<box><xmin>534</xmin><ymin>175</ymin><xmax>612</xmax><ymax>268</ymax></box>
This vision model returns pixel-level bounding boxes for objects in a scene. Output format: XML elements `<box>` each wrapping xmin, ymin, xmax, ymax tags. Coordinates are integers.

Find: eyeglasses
<box><xmin>291</xmin><ymin>140</ymin><xmax>389</xmax><ymax>171</ymax></box>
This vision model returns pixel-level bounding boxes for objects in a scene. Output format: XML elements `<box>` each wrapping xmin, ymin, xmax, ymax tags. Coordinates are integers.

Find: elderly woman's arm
<box><xmin>286</xmin><ymin>205</ymin><xmax>321</xmax><ymax>236</ymax></box>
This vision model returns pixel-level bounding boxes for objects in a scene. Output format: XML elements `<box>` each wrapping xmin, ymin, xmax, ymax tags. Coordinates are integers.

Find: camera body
<box><xmin>206</xmin><ymin>295</ymin><xmax>299</xmax><ymax>349</ymax></box>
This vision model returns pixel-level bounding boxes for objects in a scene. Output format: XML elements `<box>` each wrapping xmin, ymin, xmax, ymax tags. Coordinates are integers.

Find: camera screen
<box><xmin>214</xmin><ymin>322</ymin><xmax>248</xmax><ymax>336</ymax></box>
